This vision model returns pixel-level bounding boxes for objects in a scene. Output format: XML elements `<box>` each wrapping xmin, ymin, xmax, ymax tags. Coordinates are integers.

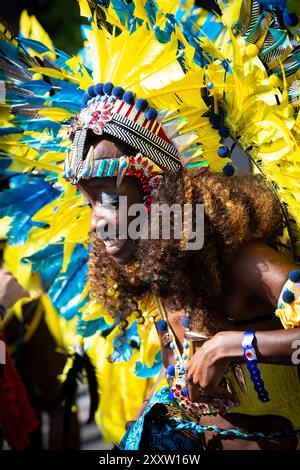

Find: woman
<box><xmin>73</xmin><ymin>133</ymin><xmax>300</xmax><ymax>450</ymax></box>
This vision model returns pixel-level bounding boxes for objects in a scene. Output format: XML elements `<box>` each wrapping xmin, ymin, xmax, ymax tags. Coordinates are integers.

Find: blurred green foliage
<box><xmin>31</xmin><ymin>0</ymin><xmax>84</xmax><ymax>54</ymax></box>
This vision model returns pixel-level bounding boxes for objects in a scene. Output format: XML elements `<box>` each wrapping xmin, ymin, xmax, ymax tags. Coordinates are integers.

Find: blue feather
<box><xmin>18</xmin><ymin>37</ymin><xmax>52</xmax><ymax>55</ymax></box>
<box><xmin>135</xmin><ymin>351</ymin><xmax>162</xmax><ymax>378</ymax></box>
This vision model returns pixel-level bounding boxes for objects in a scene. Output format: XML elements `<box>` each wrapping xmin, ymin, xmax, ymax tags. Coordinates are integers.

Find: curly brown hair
<box><xmin>89</xmin><ymin>170</ymin><xmax>283</xmax><ymax>336</ymax></box>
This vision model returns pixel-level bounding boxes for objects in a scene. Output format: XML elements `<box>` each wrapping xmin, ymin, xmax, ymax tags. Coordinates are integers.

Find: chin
<box><xmin>105</xmin><ymin>240</ymin><xmax>134</xmax><ymax>265</ymax></box>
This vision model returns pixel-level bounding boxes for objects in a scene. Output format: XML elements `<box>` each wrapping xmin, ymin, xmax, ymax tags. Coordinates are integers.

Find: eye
<box><xmin>100</xmin><ymin>192</ymin><xmax>120</xmax><ymax>208</ymax></box>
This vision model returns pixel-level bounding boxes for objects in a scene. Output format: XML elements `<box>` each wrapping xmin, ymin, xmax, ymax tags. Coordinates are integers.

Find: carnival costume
<box><xmin>1</xmin><ymin>0</ymin><xmax>300</xmax><ymax>449</ymax></box>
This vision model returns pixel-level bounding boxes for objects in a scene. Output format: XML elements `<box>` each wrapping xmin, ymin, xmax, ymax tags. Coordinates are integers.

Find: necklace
<box><xmin>156</xmin><ymin>296</ymin><xmax>234</xmax><ymax>418</ymax></box>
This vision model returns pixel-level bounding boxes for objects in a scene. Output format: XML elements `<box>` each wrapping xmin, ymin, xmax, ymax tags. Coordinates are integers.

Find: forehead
<box><xmin>77</xmin><ymin>175</ymin><xmax>142</xmax><ymax>194</ymax></box>
<box><xmin>84</xmin><ymin>135</ymin><xmax>134</xmax><ymax>161</ymax></box>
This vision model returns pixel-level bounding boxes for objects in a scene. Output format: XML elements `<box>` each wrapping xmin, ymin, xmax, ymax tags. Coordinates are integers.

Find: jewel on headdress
<box><xmin>107</xmin><ymin>159</ymin><xmax>118</xmax><ymax>177</ymax></box>
<box><xmin>185</xmin><ymin>161</ymin><xmax>209</xmax><ymax>174</ymax></box>
<box><xmin>112</xmin><ymin>86</ymin><xmax>125</xmax><ymax>99</ymax></box>
<box><xmin>145</xmin><ymin>107</ymin><xmax>158</xmax><ymax>120</ymax></box>
<box><xmin>82</xmin><ymin>146</ymin><xmax>94</xmax><ymax>179</ymax></box>
<box><xmin>88</xmin><ymin>85</ymin><xmax>96</xmax><ymax>98</ymax></box>
<box><xmin>116</xmin><ymin>156</ymin><xmax>129</xmax><ymax>188</ymax></box>
<box><xmin>94</xmin><ymin>83</ymin><xmax>104</xmax><ymax>95</ymax></box>
<box><xmin>135</xmin><ymin>98</ymin><xmax>148</xmax><ymax>111</ymax></box>
<box><xmin>82</xmin><ymin>93</ymin><xmax>90</xmax><ymax>108</ymax></box>
<box><xmin>70</xmin><ymin>146</ymin><xmax>78</xmax><ymax>174</ymax></box>
<box><xmin>103</xmin><ymin>82</ymin><xmax>114</xmax><ymax>95</ymax></box>
<box><xmin>123</xmin><ymin>91</ymin><xmax>135</xmax><ymax>104</ymax></box>
<box><xmin>97</xmin><ymin>159</ymin><xmax>107</xmax><ymax>178</ymax></box>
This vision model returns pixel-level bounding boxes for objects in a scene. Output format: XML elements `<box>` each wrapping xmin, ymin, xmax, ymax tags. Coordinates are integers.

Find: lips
<box><xmin>103</xmin><ymin>238</ymin><xmax>127</xmax><ymax>255</ymax></box>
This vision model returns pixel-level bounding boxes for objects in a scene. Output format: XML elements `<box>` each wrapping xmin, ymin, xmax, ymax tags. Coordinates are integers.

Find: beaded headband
<box><xmin>63</xmin><ymin>149</ymin><xmax>163</xmax><ymax>212</ymax></box>
<box><xmin>65</xmin><ymin>82</ymin><xmax>183</xmax><ymax>188</ymax></box>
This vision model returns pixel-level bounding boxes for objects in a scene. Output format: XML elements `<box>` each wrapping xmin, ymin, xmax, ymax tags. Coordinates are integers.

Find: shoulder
<box><xmin>230</xmin><ymin>242</ymin><xmax>298</xmax><ymax>306</ymax></box>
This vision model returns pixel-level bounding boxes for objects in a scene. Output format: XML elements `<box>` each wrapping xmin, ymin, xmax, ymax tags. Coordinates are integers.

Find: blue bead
<box><xmin>103</xmin><ymin>81</ymin><xmax>114</xmax><ymax>95</ymax></box>
<box><xmin>112</xmin><ymin>86</ymin><xmax>125</xmax><ymax>99</ymax></box>
<box><xmin>168</xmin><ymin>391</ymin><xmax>175</xmax><ymax>400</ymax></box>
<box><xmin>207</xmin><ymin>82</ymin><xmax>214</xmax><ymax>89</ymax></box>
<box><xmin>223</xmin><ymin>163</ymin><xmax>235</xmax><ymax>176</ymax></box>
<box><xmin>170</xmin><ymin>341</ymin><xmax>175</xmax><ymax>350</ymax></box>
<box><xmin>174</xmin><ymin>354</ymin><xmax>179</xmax><ymax>361</ymax></box>
<box><xmin>182</xmin><ymin>352</ymin><xmax>187</xmax><ymax>360</ymax></box>
<box><xmin>67</xmin><ymin>168</ymin><xmax>73</xmax><ymax>175</ymax></box>
<box><xmin>218</xmin><ymin>145</ymin><xmax>230</xmax><ymax>158</ymax></box>
<box><xmin>62</xmin><ymin>172</ymin><xmax>66</xmax><ymax>179</ymax></box>
<box><xmin>219</xmin><ymin>125</ymin><xmax>230</xmax><ymax>138</ymax></box>
<box><xmin>82</xmin><ymin>168</ymin><xmax>90</xmax><ymax>177</ymax></box>
<box><xmin>183</xmin><ymin>340</ymin><xmax>189</xmax><ymax>349</ymax></box>
<box><xmin>94</xmin><ymin>83</ymin><xmax>104</xmax><ymax>95</ymax></box>
<box><xmin>283</xmin><ymin>9</ymin><xmax>298</xmax><ymax>26</ymax></box>
<box><xmin>153</xmin><ymin>24</ymin><xmax>159</xmax><ymax>31</ymax></box>
<box><xmin>289</xmin><ymin>269</ymin><xmax>300</xmax><ymax>282</ymax></box>
<box><xmin>81</xmin><ymin>92</ymin><xmax>90</xmax><ymax>107</ymax></box>
<box><xmin>145</xmin><ymin>107</ymin><xmax>158</xmax><ymax>120</ymax></box>
<box><xmin>129</xmin><ymin>18</ymin><xmax>135</xmax><ymax>25</ymax></box>
<box><xmin>88</xmin><ymin>85</ymin><xmax>96</xmax><ymax>97</ymax></box>
<box><xmin>282</xmin><ymin>288</ymin><xmax>295</xmax><ymax>304</ymax></box>
<box><xmin>182</xmin><ymin>387</ymin><xmax>189</xmax><ymax>396</ymax></box>
<box><xmin>167</xmin><ymin>364</ymin><xmax>175</xmax><ymax>377</ymax></box>
<box><xmin>135</xmin><ymin>98</ymin><xmax>148</xmax><ymax>111</ymax></box>
<box><xmin>181</xmin><ymin>315</ymin><xmax>190</xmax><ymax>328</ymax></box>
<box><xmin>123</xmin><ymin>91</ymin><xmax>135</xmax><ymax>105</ymax></box>
<box><xmin>101</xmin><ymin>95</ymin><xmax>108</xmax><ymax>102</ymax></box>
<box><xmin>156</xmin><ymin>319</ymin><xmax>168</xmax><ymax>331</ymax></box>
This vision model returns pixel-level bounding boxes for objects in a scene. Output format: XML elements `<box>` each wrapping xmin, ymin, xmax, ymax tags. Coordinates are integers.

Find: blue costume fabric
<box><xmin>120</xmin><ymin>387</ymin><xmax>203</xmax><ymax>451</ymax></box>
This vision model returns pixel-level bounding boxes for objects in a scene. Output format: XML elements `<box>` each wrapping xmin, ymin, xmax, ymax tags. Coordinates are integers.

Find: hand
<box><xmin>0</xmin><ymin>268</ymin><xmax>30</xmax><ymax>310</ymax></box>
<box><xmin>186</xmin><ymin>331</ymin><xmax>244</xmax><ymax>402</ymax></box>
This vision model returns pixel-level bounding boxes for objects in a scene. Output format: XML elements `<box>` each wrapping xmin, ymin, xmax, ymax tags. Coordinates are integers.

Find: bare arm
<box><xmin>186</xmin><ymin>242</ymin><xmax>300</xmax><ymax>398</ymax></box>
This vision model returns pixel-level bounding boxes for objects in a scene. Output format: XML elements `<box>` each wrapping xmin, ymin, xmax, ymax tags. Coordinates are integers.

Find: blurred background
<box><xmin>0</xmin><ymin>1</ymin><xmax>220</xmax><ymax>54</ymax></box>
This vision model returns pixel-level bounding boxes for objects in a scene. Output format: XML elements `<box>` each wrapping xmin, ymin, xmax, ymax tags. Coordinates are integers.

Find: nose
<box><xmin>89</xmin><ymin>207</ymin><xmax>108</xmax><ymax>234</ymax></box>
<box><xmin>89</xmin><ymin>205</ymin><xmax>118</xmax><ymax>236</ymax></box>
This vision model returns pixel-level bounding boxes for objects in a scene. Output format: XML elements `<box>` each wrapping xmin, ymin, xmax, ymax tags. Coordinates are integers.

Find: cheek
<box><xmin>91</xmin><ymin>206</ymin><xmax>118</xmax><ymax>229</ymax></box>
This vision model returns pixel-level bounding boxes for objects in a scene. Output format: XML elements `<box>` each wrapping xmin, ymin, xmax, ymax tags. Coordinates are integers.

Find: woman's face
<box><xmin>77</xmin><ymin>138</ymin><xmax>144</xmax><ymax>265</ymax></box>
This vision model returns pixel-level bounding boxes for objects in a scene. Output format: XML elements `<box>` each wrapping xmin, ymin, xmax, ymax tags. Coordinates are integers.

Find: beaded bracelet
<box><xmin>242</xmin><ymin>331</ymin><xmax>270</xmax><ymax>403</ymax></box>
